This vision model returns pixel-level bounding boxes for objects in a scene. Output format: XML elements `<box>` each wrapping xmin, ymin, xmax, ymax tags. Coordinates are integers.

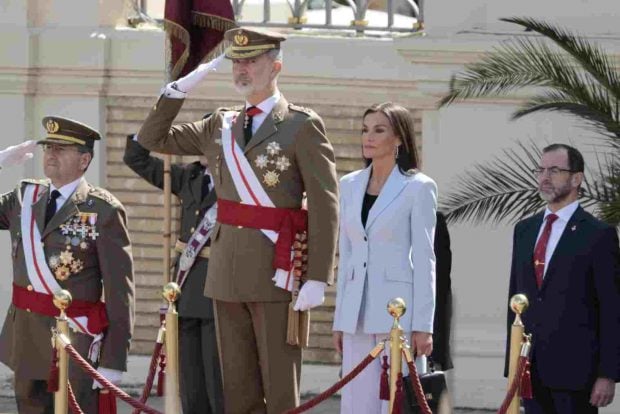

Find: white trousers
<box><xmin>340</xmin><ymin>331</ymin><xmax>427</xmax><ymax>414</ymax></box>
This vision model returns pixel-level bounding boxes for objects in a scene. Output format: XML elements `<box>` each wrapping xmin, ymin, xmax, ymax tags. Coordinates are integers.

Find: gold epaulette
<box><xmin>288</xmin><ymin>103</ymin><xmax>316</xmax><ymax>117</ymax></box>
<box><xmin>89</xmin><ymin>186</ymin><xmax>122</xmax><ymax>207</ymax></box>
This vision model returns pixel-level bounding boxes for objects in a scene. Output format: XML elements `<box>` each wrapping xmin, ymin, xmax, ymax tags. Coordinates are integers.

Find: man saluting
<box><xmin>0</xmin><ymin>117</ymin><xmax>135</xmax><ymax>413</ymax></box>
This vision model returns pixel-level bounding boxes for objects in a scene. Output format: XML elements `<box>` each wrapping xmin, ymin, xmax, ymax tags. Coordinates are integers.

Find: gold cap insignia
<box><xmin>234</xmin><ymin>32</ymin><xmax>249</xmax><ymax>46</ymax></box>
<box><xmin>46</xmin><ymin>119</ymin><xmax>60</xmax><ymax>134</ymax></box>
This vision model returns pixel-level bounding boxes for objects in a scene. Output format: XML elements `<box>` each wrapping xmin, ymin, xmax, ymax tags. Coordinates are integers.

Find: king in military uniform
<box><xmin>137</xmin><ymin>27</ymin><xmax>339</xmax><ymax>413</ymax></box>
<box><xmin>0</xmin><ymin>117</ymin><xmax>135</xmax><ymax>413</ymax></box>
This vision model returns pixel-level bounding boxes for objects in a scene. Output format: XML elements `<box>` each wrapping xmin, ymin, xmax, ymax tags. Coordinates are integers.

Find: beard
<box><xmin>538</xmin><ymin>181</ymin><xmax>572</xmax><ymax>204</ymax></box>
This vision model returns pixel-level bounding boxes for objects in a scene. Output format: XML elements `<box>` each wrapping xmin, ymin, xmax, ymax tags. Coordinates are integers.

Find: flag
<box><xmin>164</xmin><ymin>0</ymin><xmax>236</xmax><ymax>81</ymax></box>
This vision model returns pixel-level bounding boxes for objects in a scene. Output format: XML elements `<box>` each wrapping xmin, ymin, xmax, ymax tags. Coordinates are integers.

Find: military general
<box><xmin>0</xmin><ymin>117</ymin><xmax>135</xmax><ymax>413</ymax></box>
<box><xmin>137</xmin><ymin>27</ymin><xmax>339</xmax><ymax>413</ymax></box>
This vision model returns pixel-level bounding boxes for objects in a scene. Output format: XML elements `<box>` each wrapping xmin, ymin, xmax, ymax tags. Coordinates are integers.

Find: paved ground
<box><xmin>0</xmin><ymin>395</ymin><xmax>495</xmax><ymax>413</ymax></box>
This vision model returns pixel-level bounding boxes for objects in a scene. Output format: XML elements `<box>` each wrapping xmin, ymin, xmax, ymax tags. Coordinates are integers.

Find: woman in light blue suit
<box><xmin>332</xmin><ymin>102</ymin><xmax>437</xmax><ymax>413</ymax></box>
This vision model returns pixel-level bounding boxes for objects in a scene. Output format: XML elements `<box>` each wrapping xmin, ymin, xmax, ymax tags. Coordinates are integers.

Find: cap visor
<box><xmin>224</xmin><ymin>47</ymin><xmax>272</xmax><ymax>59</ymax></box>
<box><xmin>37</xmin><ymin>138</ymin><xmax>78</xmax><ymax>146</ymax></box>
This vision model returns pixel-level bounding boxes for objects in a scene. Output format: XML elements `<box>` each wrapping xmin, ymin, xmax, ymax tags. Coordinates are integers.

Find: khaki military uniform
<box><xmin>0</xmin><ymin>178</ymin><xmax>135</xmax><ymax>413</ymax></box>
<box><xmin>124</xmin><ymin>136</ymin><xmax>223</xmax><ymax>413</ymax></box>
<box><xmin>138</xmin><ymin>94</ymin><xmax>339</xmax><ymax>413</ymax></box>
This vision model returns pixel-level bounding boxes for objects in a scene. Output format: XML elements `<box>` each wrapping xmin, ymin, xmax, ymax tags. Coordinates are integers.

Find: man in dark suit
<box><xmin>432</xmin><ymin>211</ymin><xmax>453</xmax><ymax>371</ymax></box>
<box><xmin>123</xmin><ymin>135</ymin><xmax>223</xmax><ymax>414</ymax></box>
<box><xmin>505</xmin><ymin>143</ymin><xmax>620</xmax><ymax>413</ymax></box>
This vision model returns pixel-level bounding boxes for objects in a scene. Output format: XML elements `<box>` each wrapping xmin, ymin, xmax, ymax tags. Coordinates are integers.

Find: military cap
<box><xmin>37</xmin><ymin>116</ymin><xmax>101</xmax><ymax>150</ymax></box>
<box><xmin>224</xmin><ymin>27</ymin><xmax>287</xmax><ymax>59</ymax></box>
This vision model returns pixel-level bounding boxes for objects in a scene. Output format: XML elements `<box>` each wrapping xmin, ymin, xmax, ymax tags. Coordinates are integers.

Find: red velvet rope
<box><xmin>63</xmin><ymin>343</ymin><xmax>163</xmax><ymax>414</ymax></box>
<box><xmin>67</xmin><ymin>382</ymin><xmax>85</xmax><ymax>414</ymax></box>
<box><xmin>283</xmin><ymin>353</ymin><xmax>377</xmax><ymax>414</ymax></box>
<box><xmin>132</xmin><ymin>341</ymin><xmax>164</xmax><ymax>414</ymax></box>
<box><xmin>404</xmin><ymin>358</ymin><xmax>432</xmax><ymax>414</ymax></box>
<box><xmin>496</xmin><ymin>355</ymin><xmax>529</xmax><ymax>414</ymax></box>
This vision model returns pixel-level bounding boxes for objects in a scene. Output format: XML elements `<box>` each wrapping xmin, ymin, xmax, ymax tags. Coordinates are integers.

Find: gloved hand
<box><xmin>171</xmin><ymin>53</ymin><xmax>225</xmax><ymax>94</ymax></box>
<box><xmin>92</xmin><ymin>367</ymin><xmax>123</xmax><ymax>390</ymax></box>
<box><xmin>293</xmin><ymin>280</ymin><xmax>326</xmax><ymax>311</ymax></box>
<box><xmin>0</xmin><ymin>140</ymin><xmax>36</xmax><ymax>169</ymax></box>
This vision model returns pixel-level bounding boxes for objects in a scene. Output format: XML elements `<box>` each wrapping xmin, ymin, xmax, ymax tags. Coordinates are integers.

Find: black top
<box><xmin>361</xmin><ymin>193</ymin><xmax>378</xmax><ymax>227</ymax></box>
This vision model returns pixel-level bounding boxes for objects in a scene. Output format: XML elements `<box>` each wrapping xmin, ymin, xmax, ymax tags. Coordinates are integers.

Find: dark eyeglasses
<box><xmin>531</xmin><ymin>167</ymin><xmax>576</xmax><ymax>177</ymax></box>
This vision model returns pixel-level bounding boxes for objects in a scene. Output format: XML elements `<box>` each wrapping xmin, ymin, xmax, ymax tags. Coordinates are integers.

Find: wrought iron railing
<box><xmin>134</xmin><ymin>0</ymin><xmax>423</xmax><ymax>35</ymax></box>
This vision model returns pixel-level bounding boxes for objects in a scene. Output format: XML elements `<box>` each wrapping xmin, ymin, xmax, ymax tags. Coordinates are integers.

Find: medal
<box><xmin>179</xmin><ymin>250</ymin><xmax>196</xmax><ymax>272</ymax></box>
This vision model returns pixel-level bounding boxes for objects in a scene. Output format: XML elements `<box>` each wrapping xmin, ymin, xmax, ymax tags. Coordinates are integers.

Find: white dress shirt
<box><xmin>535</xmin><ymin>200</ymin><xmax>579</xmax><ymax>277</ymax></box>
<box><xmin>244</xmin><ymin>91</ymin><xmax>281</xmax><ymax>134</ymax></box>
<box><xmin>50</xmin><ymin>177</ymin><xmax>83</xmax><ymax>214</ymax></box>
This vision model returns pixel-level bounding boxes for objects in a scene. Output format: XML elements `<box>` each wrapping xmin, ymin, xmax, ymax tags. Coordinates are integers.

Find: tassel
<box><xmin>520</xmin><ymin>360</ymin><xmax>533</xmax><ymax>399</ymax></box>
<box><xmin>286</xmin><ymin>300</ymin><xmax>300</xmax><ymax>346</ymax></box>
<box><xmin>299</xmin><ymin>310</ymin><xmax>311</xmax><ymax>348</ymax></box>
<box><xmin>392</xmin><ymin>373</ymin><xmax>403</xmax><ymax>414</ymax></box>
<box><xmin>156</xmin><ymin>352</ymin><xmax>166</xmax><ymax>397</ymax></box>
<box><xmin>46</xmin><ymin>348</ymin><xmax>59</xmax><ymax>392</ymax></box>
<box><xmin>379</xmin><ymin>355</ymin><xmax>390</xmax><ymax>400</ymax></box>
<box><xmin>98</xmin><ymin>389</ymin><xmax>117</xmax><ymax>414</ymax></box>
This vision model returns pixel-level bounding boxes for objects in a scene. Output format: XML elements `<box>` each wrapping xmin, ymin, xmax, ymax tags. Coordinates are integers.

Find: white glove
<box><xmin>293</xmin><ymin>280</ymin><xmax>326</xmax><ymax>311</ymax></box>
<box><xmin>92</xmin><ymin>367</ymin><xmax>123</xmax><ymax>389</ymax></box>
<box><xmin>0</xmin><ymin>140</ymin><xmax>36</xmax><ymax>169</ymax></box>
<box><xmin>170</xmin><ymin>53</ymin><xmax>225</xmax><ymax>94</ymax></box>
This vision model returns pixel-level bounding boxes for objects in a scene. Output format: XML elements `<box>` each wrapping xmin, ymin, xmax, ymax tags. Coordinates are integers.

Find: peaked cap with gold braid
<box><xmin>37</xmin><ymin>116</ymin><xmax>101</xmax><ymax>149</ymax></box>
<box><xmin>224</xmin><ymin>27</ymin><xmax>287</xmax><ymax>59</ymax></box>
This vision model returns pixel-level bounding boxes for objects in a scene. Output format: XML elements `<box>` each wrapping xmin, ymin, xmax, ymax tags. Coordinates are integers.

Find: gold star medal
<box><xmin>54</xmin><ymin>265</ymin><xmax>71</xmax><ymax>281</ymax></box>
<box><xmin>263</xmin><ymin>170</ymin><xmax>280</xmax><ymax>187</ymax></box>
<box><xmin>60</xmin><ymin>250</ymin><xmax>74</xmax><ymax>265</ymax></box>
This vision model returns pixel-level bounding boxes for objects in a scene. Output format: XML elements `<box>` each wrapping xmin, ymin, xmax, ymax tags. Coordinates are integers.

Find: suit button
<box><xmin>363</xmin><ymin>262</ymin><xmax>367</xmax><ymax>268</ymax></box>
<box><xmin>190</xmin><ymin>227</ymin><xmax>195</xmax><ymax>233</ymax></box>
<box><xmin>26</xmin><ymin>308</ymin><xmax>31</xmax><ymax>312</ymax></box>
<box><xmin>195</xmin><ymin>210</ymin><xmax>200</xmax><ymax>216</ymax></box>
<box><xmin>364</xmin><ymin>236</ymin><xmax>367</xmax><ymax>242</ymax></box>
<box><xmin>27</xmin><ymin>285</ymin><xmax>33</xmax><ymax>291</ymax></box>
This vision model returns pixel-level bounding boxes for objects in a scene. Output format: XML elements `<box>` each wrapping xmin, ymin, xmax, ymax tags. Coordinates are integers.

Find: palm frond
<box><xmin>501</xmin><ymin>17</ymin><xmax>620</xmax><ymax>100</ymax></box>
<box><xmin>441</xmin><ymin>142</ymin><xmax>620</xmax><ymax>225</ymax></box>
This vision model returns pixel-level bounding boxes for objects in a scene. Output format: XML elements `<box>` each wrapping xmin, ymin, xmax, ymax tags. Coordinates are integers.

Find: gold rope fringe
<box><xmin>192</xmin><ymin>12</ymin><xmax>237</xmax><ymax>32</ymax></box>
<box><xmin>163</xmin><ymin>19</ymin><xmax>191</xmax><ymax>81</ymax></box>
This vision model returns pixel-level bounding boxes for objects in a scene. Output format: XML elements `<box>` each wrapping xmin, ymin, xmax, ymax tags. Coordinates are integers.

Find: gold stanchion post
<box><xmin>162</xmin><ymin>282</ymin><xmax>181</xmax><ymax>413</ymax></box>
<box><xmin>507</xmin><ymin>294</ymin><xmax>529</xmax><ymax>414</ymax></box>
<box><xmin>53</xmin><ymin>290</ymin><xmax>72</xmax><ymax>414</ymax></box>
<box><xmin>387</xmin><ymin>298</ymin><xmax>406</xmax><ymax>413</ymax></box>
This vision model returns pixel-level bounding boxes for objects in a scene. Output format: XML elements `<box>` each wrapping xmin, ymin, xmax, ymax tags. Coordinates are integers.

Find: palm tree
<box><xmin>437</xmin><ymin>17</ymin><xmax>620</xmax><ymax>226</ymax></box>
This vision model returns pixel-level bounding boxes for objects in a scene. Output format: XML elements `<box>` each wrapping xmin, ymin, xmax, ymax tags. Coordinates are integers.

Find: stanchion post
<box><xmin>507</xmin><ymin>294</ymin><xmax>529</xmax><ymax>414</ymax></box>
<box><xmin>53</xmin><ymin>290</ymin><xmax>72</xmax><ymax>414</ymax></box>
<box><xmin>162</xmin><ymin>282</ymin><xmax>181</xmax><ymax>414</ymax></box>
<box><xmin>387</xmin><ymin>298</ymin><xmax>406</xmax><ymax>413</ymax></box>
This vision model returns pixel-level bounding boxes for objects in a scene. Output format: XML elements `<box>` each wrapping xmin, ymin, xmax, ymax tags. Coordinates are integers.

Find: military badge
<box><xmin>253</xmin><ymin>141</ymin><xmax>290</xmax><ymax>187</ymax></box>
<box><xmin>266</xmin><ymin>142</ymin><xmax>281</xmax><ymax>156</ymax></box>
<box><xmin>45</xmin><ymin>119</ymin><xmax>60</xmax><ymax>134</ymax></box>
<box><xmin>234</xmin><ymin>32</ymin><xmax>249</xmax><ymax>46</ymax></box>
<box><xmin>263</xmin><ymin>171</ymin><xmax>280</xmax><ymax>187</ymax></box>
<box><xmin>54</xmin><ymin>266</ymin><xmax>71</xmax><ymax>281</ymax></box>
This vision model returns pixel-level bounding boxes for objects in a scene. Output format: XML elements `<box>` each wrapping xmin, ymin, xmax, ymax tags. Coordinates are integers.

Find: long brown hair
<box><xmin>362</xmin><ymin>102</ymin><xmax>420</xmax><ymax>173</ymax></box>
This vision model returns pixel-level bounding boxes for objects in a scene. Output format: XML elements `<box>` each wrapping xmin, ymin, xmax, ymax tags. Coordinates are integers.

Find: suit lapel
<box><xmin>244</xmin><ymin>97</ymin><xmax>288</xmax><ymax>154</ymax></box>
<box><xmin>231</xmin><ymin>111</ymin><xmax>245</xmax><ymax>150</ymax></box>
<box><xmin>42</xmin><ymin>178</ymin><xmax>88</xmax><ymax>239</ymax></box>
<box><xmin>541</xmin><ymin>206</ymin><xmax>586</xmax><ymax>290</ymax></box>
<box><xmin>365</xmin><ymin>166</ymin><xmax>407</xmax><ymax>230</ymax></box>
<box><xmin>349</xmin><ymin>166</ymin><xmax>371</xmax><ymax>235</ymax></box>
<box><xmin>32</xmin><ymin>185</ymin><xmax>50</xmax><ymax>236</ymax></box>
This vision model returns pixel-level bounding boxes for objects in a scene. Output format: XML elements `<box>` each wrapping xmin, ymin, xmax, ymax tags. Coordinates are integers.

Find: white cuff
<box><xmin>92</xmin><ymin>367</ymin><xmax>123</xmax><ymax>389</ymax></box>
<box><xmin>162</xmin><ymin>83</ymin><xmax>187</xmax><ymax>99</ymax></box>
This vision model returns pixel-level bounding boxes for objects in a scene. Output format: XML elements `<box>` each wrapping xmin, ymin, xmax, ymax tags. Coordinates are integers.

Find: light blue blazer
<box><xmin>332</xmin><ymin>165</ymin><xmax>437</xmax><ymax>334</ymax></box>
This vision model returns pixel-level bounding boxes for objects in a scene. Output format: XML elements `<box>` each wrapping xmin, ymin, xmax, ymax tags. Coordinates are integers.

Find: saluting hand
<box><xmin>0</xmin><ymin>140</ymin><xmax>36</xmax><ymax>169</ymax></box>
<box><xmin>411</xmin><ymin>331</ymin><xmax>433</xmax><ymax>357</ymax></box>
<box><xmin>172</xmin><ymin>53</ymin><xmax>225</xmax><ymax>94</ymax></box>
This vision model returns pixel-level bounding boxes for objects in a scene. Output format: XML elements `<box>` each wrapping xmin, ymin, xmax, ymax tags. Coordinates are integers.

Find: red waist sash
<box><xmin>216</xmin><ymin>198</ymin><xmax>308</xmax><ymax>271</ymax></box>
<box><xmin>12</xmin><ymin>283</ymin><xmax>109</xmax><ymax>334</ymax></box>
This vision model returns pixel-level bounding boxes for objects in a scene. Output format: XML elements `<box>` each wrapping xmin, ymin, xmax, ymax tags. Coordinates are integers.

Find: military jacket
<box><xmin>138</xmin><ymin>95</ymin><xmax>339</xmax><ymax>302</ymax></box>
<box><xmin>0</xmin><ymin>178</ymin><xmax>135</xmax><ymax>379</ymax></box>
<box><xmin>123</xmin><ymin>136</ymin><xmax>215</xmax><ymax>319</ymax></box>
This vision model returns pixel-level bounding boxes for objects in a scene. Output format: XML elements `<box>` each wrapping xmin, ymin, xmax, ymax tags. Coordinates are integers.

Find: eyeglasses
<box><xmin>531</xmin><ymin>167</ymin><xmax>576</xmax><ymax>177</ymax></box>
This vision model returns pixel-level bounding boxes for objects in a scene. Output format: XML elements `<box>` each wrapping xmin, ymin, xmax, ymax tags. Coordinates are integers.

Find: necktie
<box><xmin>244</xmin><ymin>106</ymin><xmax>263</xmax><ymax>144</ymax></box>
<box><xmin>45</xmin><ymin>190</ymin><xmax>62</xmax><ymax>227</ymax></box>
<box><xmin>533</xmin><ymin>213</ymin><xmax>559</xmax><ymax>288</ymax></box>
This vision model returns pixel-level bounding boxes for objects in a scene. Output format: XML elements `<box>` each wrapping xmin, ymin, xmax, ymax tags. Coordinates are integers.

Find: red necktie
<box><xmin>533</xmin><ymin>213</ymin><xmax>558</xmax><ymax>288</ymax></box>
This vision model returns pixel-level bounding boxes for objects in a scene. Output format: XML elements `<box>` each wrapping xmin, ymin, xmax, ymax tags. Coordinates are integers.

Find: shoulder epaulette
<box><xmin>288</xmin><ymin>103</ymin><xmax>315</xmax><ymax>117</ymax></box>
<box><xmin>21</xmin><ymin>178</ymin><xmax>48</xmax><ymax>186</ymax></box>
<box><xmin>216</xmin><ymin>105</ymin><xmax>244</xmax><ymax>113</ymax></box>
<box><xmin>89</xmin><ymin>186</ymin><xmax>122</xmax><ymax>207</ymax></box>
